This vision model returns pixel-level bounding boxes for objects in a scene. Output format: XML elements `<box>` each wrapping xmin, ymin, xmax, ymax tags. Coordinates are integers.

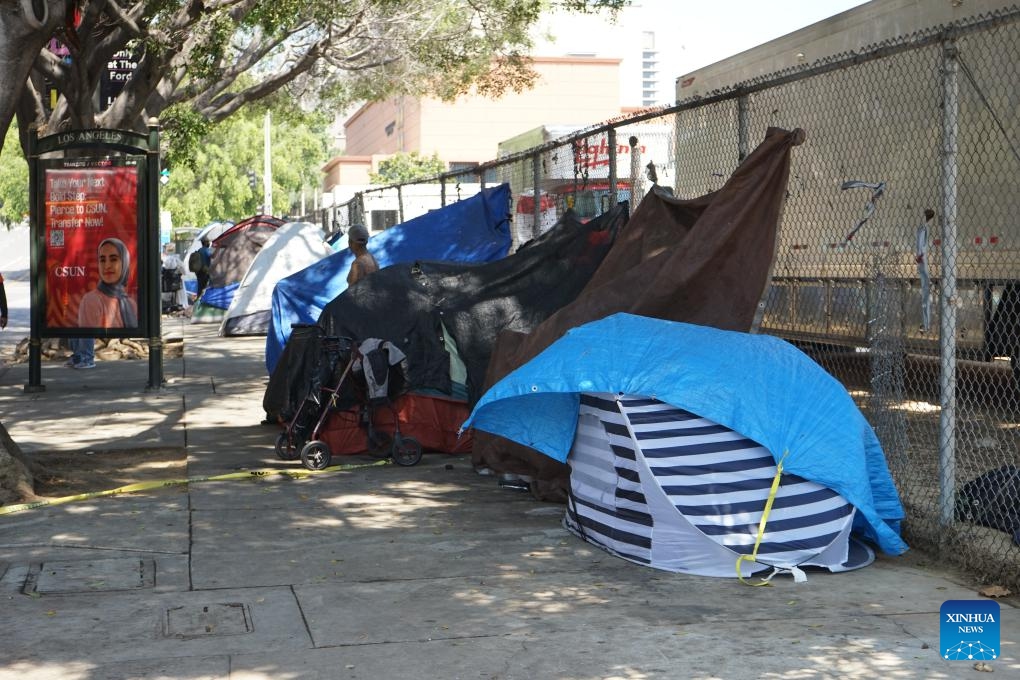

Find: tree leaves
<box><xmin>19</xmin><ymin>0</ymin><xmax>626</xmax><ymax>139</ymax></box>
<box><xmin>159</xmin><ymin>104</ymin><xmax>328</xmax><ymax>225</ymax></box>
<box><xmin>368</xmin><ymin>151</ymin><xmax>447</xmax><ymax>185</ymax></box>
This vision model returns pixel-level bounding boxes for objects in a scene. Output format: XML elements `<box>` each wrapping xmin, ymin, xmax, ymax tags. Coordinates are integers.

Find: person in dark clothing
<box><xmin>0</xmin><ymin>271</ymin><xmax>8</xmax><ymax>329</ymax></box>
<box><xmin>987</xmin><ymin>282</ymin><xmax>1020</xmax><ymax>384</ymax></box>
<box><xmin>195</xmin><ymin>238</ymin><xmax>213</xmax><ymax>295</ymax></box>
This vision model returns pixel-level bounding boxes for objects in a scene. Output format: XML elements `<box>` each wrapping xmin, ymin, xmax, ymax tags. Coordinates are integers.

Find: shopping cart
<box><xmin>275</xmin><ymin>334</ymin><xmax>423</xmax><ymax>470</ymax></box>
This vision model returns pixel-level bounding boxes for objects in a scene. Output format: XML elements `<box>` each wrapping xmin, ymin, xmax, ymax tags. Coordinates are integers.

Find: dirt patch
<box><xmin>32</xmin><ymin>447</ymin><xmax>188</xmax><ymax>498</ymax></box>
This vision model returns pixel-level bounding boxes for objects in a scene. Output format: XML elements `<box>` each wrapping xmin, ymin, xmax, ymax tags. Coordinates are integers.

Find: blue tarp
<box><xmin>463</xmin><ymin>313</ymin><xmax>908</xmax><ymax>556</ymax></box>
<box><xmin>265</xmin><ymin>184</ymin><xmax>512</xmax><ymax>373</ymax></box>
<box><xmin>199</xmin><ymin>282</ymin><xmax>239</xmax><ymax>310</ymax></box>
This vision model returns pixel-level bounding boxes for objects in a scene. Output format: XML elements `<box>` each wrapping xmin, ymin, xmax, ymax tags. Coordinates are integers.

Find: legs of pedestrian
<box><xmin>68</xmin><ymin>337</ymin><xmax>96</xmax><ymax>369</ymax></box>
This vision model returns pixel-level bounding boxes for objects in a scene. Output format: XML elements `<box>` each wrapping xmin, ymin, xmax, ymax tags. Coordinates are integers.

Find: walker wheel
<box><xmin>300</xmin><ymin>440</ymin><xmax>332</xmax><ymax>470</ymax></box>
<box><xmin>275</xmin><ymin>431</ymin><xmax>299</xmax><ymax>460</ymax></box>
<box><xmin>391</xmin><ymin>436</ymin><xmax>423</xmax><ymax>466</ymax></box>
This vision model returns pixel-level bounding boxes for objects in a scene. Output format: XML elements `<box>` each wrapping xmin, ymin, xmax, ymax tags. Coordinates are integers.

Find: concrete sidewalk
<box><xmin>0</xmin><ymin>320</ymin><xmax>1018</xmax><ymax>679</ymax></box>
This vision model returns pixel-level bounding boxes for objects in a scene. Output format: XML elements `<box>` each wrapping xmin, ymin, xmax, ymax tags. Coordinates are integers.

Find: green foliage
<box><xmin>558</xmin><ymin>0</ymin><xmax>629</xmax><ymax>13</ymax></box>
<box><xmin>161</xmin><ymin>105</ymin><xmax>213</xmax><ymax>172</ymax></box>
<box><xmin>160</xmin><ymin>104</ymin><xmax>328</xmax><ymax>226</ymax></box>
<box><xmin>189</xmin><ymin>11</ymin><xmax>236</xmax><ymax>82</ymax></box>
<box><xmin>11</xmin><ymin>0</ymin><xmax>632</xmax><ymax>148</ymax></box>
<box><xmin>0</xmin><ymin>123</ymin><xmax>29</xmax><ymax>227</ymax></box>
<box><xmin>369</xmin><ymin>152</ymin><xmax>447</xmax><ymax>185</ymax></box>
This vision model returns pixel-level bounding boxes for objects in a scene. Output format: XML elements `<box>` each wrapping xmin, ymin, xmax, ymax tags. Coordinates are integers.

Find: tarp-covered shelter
<box><xmin>463</xmin><ymin>314</ymin><xmax>909</xmax><ymax>572</ymax></box>
<box><xmin>191</xmin><ymin>215</ymin><xmax>284</xmax><ymax>324</ymax></box>
<box><xmin>470</xmin><ymin>127</ymin><xmax>806</xmax><ymax>499</ymax></box>
<box><xmin>220</xmin><ymin>221</ymin><xmax>333</xmax><ymax>336</ymax></box>
<box><xmin>263</xmin><ymin>205</ymin><xmax>627</xmax><ymax>454</ymax></box>
<box><xmin>265</xmin><ymin>184</ymin><xmax>514</xmax><ymax>373</ymax></box>
<box><xmin>567</xmin><ymin>394</ymin><xmax>876</xmax><ymax>577</ymax></box>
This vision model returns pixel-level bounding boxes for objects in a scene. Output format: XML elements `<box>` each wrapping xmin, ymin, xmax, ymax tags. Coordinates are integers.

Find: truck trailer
<box><xmin>673</xmin><ymin>0</ymin><xmax>1020</xmax><ymax>366</ymax></box>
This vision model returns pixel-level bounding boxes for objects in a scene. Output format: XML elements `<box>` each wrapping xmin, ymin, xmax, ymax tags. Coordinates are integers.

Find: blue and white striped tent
<box><xmin>567</xmin><ymin>393</ymin><xmax>872</xmax><ymax>577</ymax></box>
<box><xmin>463</xmin><ymin>313</ymin><xmax>908</xmax><ymax>577</ymax></box>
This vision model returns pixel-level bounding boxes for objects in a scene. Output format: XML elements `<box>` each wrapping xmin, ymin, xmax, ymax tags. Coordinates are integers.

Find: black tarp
<box><xmin>263</xmin><ymin>206</ymin><xmax>626</xmax><ymax>422</ymax></box>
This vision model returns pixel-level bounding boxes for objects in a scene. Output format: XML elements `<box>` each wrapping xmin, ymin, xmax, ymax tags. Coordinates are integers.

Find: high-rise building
<box><xmin>531</xmin><ymin>1</ymin><xmax>681</xmax><ymax>108</ymax></box>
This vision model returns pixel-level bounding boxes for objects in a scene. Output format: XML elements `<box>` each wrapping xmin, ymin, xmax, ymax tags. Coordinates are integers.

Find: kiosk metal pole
<box><xmin>146</xmin><ymin>120</ymin><xmax>163</xmax><ymax>390</ymax></box>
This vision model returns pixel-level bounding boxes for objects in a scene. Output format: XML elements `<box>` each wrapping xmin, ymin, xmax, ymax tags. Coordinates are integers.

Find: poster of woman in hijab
<box><xmin>77</xmin><ymin>237</ymin><xmax>138</xmax><ymax>328</ymax></box>
<box><xmin>41</xmin><ymin>160</ymin><xmax>141</xmax><ymax>332</ymax></box>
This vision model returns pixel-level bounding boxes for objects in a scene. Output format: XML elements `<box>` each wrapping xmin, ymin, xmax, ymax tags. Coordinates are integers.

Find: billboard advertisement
<box><xmin>41</xmin><ymin>158</ymin><xmax>141</xmax><ymax>333</ymax></box>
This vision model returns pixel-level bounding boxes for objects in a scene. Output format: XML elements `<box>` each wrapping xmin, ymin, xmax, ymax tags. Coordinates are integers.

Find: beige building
<box><xmin>322</xmin><ymin>56</ymin><xmax>625</xmax><ymax>200</ymax></box>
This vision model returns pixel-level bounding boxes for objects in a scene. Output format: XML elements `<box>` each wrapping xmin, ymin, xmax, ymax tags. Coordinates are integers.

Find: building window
<box><xmin>642</xmin><ymin>31</ymin><xmax>655</xmax><ymax>50</ymax></box>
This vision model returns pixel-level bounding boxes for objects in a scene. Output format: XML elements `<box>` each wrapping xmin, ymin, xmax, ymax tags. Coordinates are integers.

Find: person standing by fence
<box><xmin>0</xmin><ymin>271</ymin><xmax>8</xmax><ymax>330</ymax></box>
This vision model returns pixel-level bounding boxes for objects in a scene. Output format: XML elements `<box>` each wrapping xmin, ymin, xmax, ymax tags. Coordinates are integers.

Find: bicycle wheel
<box><xmin>300</xmin><ymin>440</ymin><xmax>332</xmax><ymax>471</ymax></box>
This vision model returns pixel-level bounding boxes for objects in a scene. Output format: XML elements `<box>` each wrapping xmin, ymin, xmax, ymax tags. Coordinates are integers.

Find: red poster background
<box><xmin>44</xmin><ymin>164</ymin><xmax>139</xmax><ymax>329</ymax></box>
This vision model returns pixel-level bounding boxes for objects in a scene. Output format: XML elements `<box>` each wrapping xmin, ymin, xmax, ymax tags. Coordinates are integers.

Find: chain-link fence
<box><xmin>319</xmin><ymin>7</ymin><xmax>1020</xmax><ymax>589</ymax></box>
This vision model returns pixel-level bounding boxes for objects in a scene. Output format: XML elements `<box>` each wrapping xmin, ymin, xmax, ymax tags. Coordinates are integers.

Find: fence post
<box><xmin>608</xmin><ymin>127</ymin><xmax>618</xmax><ymax>211</ymax></box>
<box><xmin>440</xmin><ymin>176</ymin><xmax>446</xmax><ymax>207</ymax></box>
<box><xmin>354</xmin><ymin>192</ymin><xmax>365</xmax><ymax>227</ymax></box>
<box><xmin>629</xmin><ymin>135</ymin><xmax>644</xmax><ymax>207</ymax></box>
<box><xmin>397</xmin><ymin>185</ymin><xmax>404</xmax><ymax>224</ymax></box>
<box><xmin>532</xmin><ymin>153</ymin><xmax>541</xmax><ymax>242</ymax></box>
<box><xmin>938</xmin><ymin>38</ymin><xmax>960</xmax><ymax>529</ymax></box>
<box><xmin>742</xmin><ymin>93</ymin><xmax>750</xmax><ymax>162</ymax></box>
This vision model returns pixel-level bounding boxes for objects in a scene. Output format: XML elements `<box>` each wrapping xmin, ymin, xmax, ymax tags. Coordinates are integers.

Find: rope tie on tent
<box><xmin>736</xmin><ymin>450</ymin><xmax>789</xmax><ymax>587</ymax></box>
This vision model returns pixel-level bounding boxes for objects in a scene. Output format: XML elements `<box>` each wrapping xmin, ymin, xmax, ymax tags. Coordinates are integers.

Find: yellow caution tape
<box><xmin>736</xmin><ymin>450</ymin><xmax>789</xmax><ymax>586</ymax></box>
<box><xmin>0</xmin><ymin>459</ymin><xmax>390</xmax><ymax>516</ymax></box>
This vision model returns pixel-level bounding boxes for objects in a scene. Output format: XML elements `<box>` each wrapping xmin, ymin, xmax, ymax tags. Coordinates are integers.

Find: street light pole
<box><xmin>263</xmin><ymin>110</ymin><xmax>273</xmax><ymax>215</ymax></box>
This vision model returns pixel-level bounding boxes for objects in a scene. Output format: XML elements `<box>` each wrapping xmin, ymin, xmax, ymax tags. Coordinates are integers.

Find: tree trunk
<box><xmin>0</xmin><ymin>0</ymin><xmax>64</xmax><ymax>155</ymax></box>
<box><xmin>0</xmin><ymin>421</ymin><xmax>39</xmax><ymax>504</ymax></box>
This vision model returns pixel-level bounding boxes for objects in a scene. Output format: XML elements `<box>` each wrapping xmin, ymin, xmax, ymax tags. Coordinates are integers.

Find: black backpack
<box><xmin>188</xmin><ymin>250</ymin><xmax>206</xmax><ymax>274</ymax></box>
<box><xmin>956</xmin><ymin>464</ymin><xmax>1020</xmax><ymax>545</ymax></box>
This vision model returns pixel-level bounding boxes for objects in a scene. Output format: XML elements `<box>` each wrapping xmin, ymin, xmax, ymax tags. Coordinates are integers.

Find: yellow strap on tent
<box><xmin>0</xmin><ymin>459</ymin><xmax>390</xmax><ymax>516</ymax></box>
<box><xmin>736</xmin><ymin>450</ymin><xmax>789</xmax><ymax>586</ymax></box>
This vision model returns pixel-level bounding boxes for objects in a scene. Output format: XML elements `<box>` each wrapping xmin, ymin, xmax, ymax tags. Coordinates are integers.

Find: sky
<box><xmin>632</xmin><ymin>0</ymin><xmax>871</xmax><ymax>76</ymax></box>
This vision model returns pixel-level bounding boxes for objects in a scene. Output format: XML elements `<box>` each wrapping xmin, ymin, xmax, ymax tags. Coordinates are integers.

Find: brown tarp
<box><xmin>470</xmin><ymin>126</ymin><xmax>806</xmax><ymax>500</ymax></box>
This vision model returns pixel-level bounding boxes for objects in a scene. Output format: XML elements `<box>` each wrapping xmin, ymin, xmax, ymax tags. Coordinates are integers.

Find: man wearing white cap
<box><xmin>346</xmin><ymin>224</ymin><xmax>378</xmax><ymax>286</ymax></box>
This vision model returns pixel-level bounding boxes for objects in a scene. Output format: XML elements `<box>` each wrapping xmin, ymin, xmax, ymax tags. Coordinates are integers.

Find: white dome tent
<box><xmin>220</xmin><ymin>221</ymin><xmax>332</xmax><ymax>336</ymax></box>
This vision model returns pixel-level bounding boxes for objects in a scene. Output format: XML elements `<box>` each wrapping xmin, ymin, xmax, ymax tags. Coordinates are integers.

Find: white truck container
<box><xmin>672</xmin><ymin>0</ymin><xmax>1020</xmax><ymax>358</ymax></box>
